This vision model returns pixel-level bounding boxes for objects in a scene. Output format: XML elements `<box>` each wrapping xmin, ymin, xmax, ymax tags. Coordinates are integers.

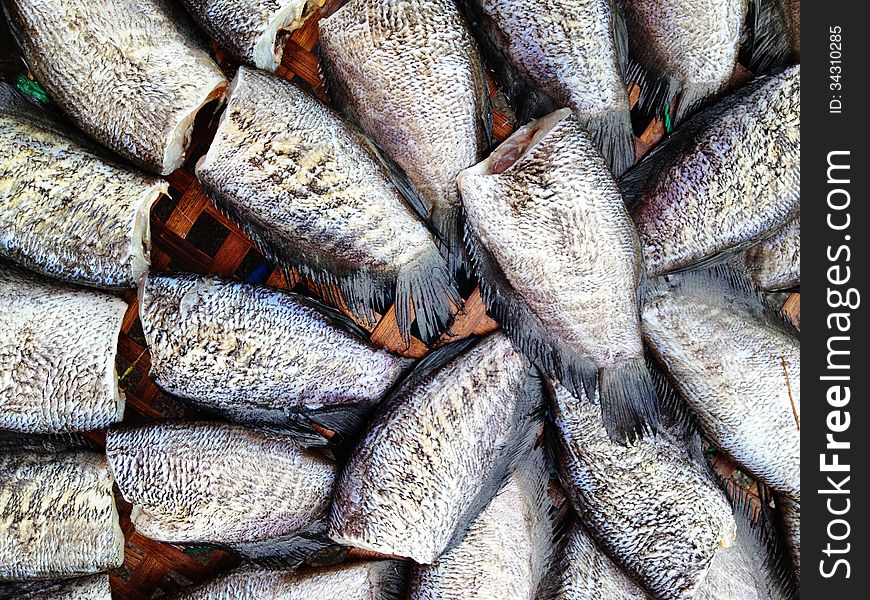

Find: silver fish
<box><xmin>139</xmin><ymin>272</ymin><xmax>411</xmax><ymax>442</ymax></box>
<box><xmin>174</xmin><ymin>562</ymin><xmax>406</xmax><ymax>599</ymax></box>
<box><xmin>408</xmin><ymin>444</ymin><xmax>555</xmax><ymax>599</ymax></box>
<box><xmin>3</xmin><ymin>0</ymin><xmax>227</xmax><ymax>175</ymax></box>
<box><xmin>642</xmin><ymin>268</ymin><xmax>801</xmax><ymax>500</ymax></box>
<box><xmin>776</xmin><ymin>493</ymin><xmax>800</xmax><ymax>585</ymax></box>
<box><xmin>106</xmin><ymin>422</ymin><xmax>336</xmax><ymax>561</ymax></box>
<box><xmin>0</xmin><ymin>451</ymin><xmax>124</xmax><ymax>581</ymax></box>
<box><xmin>0</xmin><ymin>264</ymin><xmax>126</xmax><ymax>433</ymax></box>
<box><xmin>318</xmin><ymin>0</ymin><xmax>492</xmax><ymax>271</ymax></box>
<box><xmin>744</xmin><ymin>215</ymin><xmax>800</xmax><ymax>291</ymax></box>
<box><xmin>0</xmin><ymin>83</ymin><xmax>166</xmax><ymax>289</ymax></box>
<box><xmin>196</xmin><ymin>67</ymin><xmax>459</xmax><ymax>342</ymax></box>
<box><xmin>553</xmin><ymin>520</ymin><xmax>650</xmax><ymax>599</ymax></box>
<box><xmin>0</xmin><ymin>574</ymin><xmax>112</xmax><ymax>600</ymax></box>
<box><xmin>458</xmin><ymin>110</ymin><xmax>658</xmax><ymax>443</ymax></box>
<box><xmin>548</xmin><ymin>380</ymin><xmax>735</xmax><ymax>599</ymax></box>
<box><xmin>328</xmin><ymin>333</ymin><xmax>541</xmax><ymax>564</ymax></box>
<box><xmin>624</xmin><ymin>65</ymin><xmax>800</xmax><ymax>276</ymax></box>
<box><xmin>459</xmin><ymin>0</ymin><xmax>635</xmax><ymax>176</ymax></box>
<box><xmin>179</xmin><ymin>0</ymin><xmax>324</xmax><ymax>71</ymax></box>
<box><xmin>620</xmin><ymin>0</ymin><xmax>747</xmax><ymax>121</ymax></box>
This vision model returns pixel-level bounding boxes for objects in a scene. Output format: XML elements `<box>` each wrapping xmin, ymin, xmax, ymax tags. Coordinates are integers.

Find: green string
<box><xmin>15</xmin><ymin>75</ymin><xmax>50</xmax><ymax>104</ymax></box>
<box><xmin>663</xmin><ymin>101</ymin><xmax>673</xmax><ymax>133</ymax></box>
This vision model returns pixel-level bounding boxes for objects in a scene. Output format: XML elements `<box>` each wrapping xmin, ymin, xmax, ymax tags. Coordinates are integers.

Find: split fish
<box><xmin>139</xmin><ymin>272</ymin><xmax>412</xmax><ymax>443</ymax></box>
<box><xmin>458</xmin><ymin>110</ymin><xmax>658</xmax><ymax>444</ymax></box>
<box><xmin>624</xmin><ymin>65</ymin><xmax>800</xmax><ymax>276</ymax></box>
<box><xmin>3</xmin><ymin>0</ymin><xmax>227</xmax><ymax>174</ymax></box>
<box><xmin>106</xmin><ymin>421</ymin><xmax>336</xmax><ymax>562</ymax></box>
<box><xmin>0</xmin><ymin>83</ymin><xmax>166</xmax><ymax>289</ymax></box>
<box><xmin>744</xmin><ymin>215</ymin><xmax>800</xmax><ymax>291</ymax></box>
<box><xmin>0</xmin><ymin>451</ymin><xmax>124</xmax><ymax>580</ymax></box>
<box><xmin>0</xmin><ymin>574</ymin><xmax>112</xmax><ymax>600</ymax></box>
<box><xmin>328</xmin><ymin>333</ymin><xmax>541</xmax><ymax>564</ymax></box>
<box><xmin>196</xmin><ymin>67</ymin><xmax>459</xmax><ymax>342</ymax></box>
<box><xmin>459</xmin><ymin>0</ymin><xmax>635</xmax><ymax>175</ymax></box>
<box><xmin>0</xmin><ymin>263</ymin><xmax>126</xmax><ymax>433</ymax></box>
<box><xmin>179</xmin><ymin>0</ymin><xmax>325</xmax><ymax>71</ymax></box>
<box><xmin>318</xmin><ymin>0</ymin><xmax>492</xmax><ymax>272</ymax></box>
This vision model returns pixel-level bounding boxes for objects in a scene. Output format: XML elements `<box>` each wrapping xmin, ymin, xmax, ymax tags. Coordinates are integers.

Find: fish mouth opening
<box><xmin>161</xmin><ymin>78</ymin><xmax>227</xmax><ymax>175</ymax></box>
<box><xmin>254</xmin><ymin>0</ymin><xmax>326</xmax><ymax>71</ymax></box>
<box><xmin>488</xmin><ymin>108</ymin><xmax>572</xmax><ymax>174</ymax></box>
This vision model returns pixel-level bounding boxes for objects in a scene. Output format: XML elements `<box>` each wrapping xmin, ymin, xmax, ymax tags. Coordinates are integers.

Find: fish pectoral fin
<box><xmin>598</xmin><ymin>358</ymin><xmax>661</xmax><ymax>445</ymax></box>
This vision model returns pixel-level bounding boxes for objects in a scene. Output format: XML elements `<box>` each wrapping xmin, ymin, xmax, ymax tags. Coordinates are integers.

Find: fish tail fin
<box><xmin>395</xmin><ymin>244</ymin><xmax>461</xmax><ymax>345</ymax></box>
<box><xmin>227</xmin><ymin>529</ymin><xmax>334</xmax><ymax>568</ymax></box>
<box><xmin>742</xmin><ymin>0</ymin><xmax>793</xmax><ymax>73</ymax></box>
<box><xmin>598</xmin><ymin>358</ymin><xmax>660</xmax><ymax>444</ymax></box>
<box><xmin>587</xmin><ymin>109</ymin><xmax>636</xmax><ymax>177</ymax></box>
<box><xmin>371</xmin><ymin>560</ymin><xmax>410</xmax><ymax>600</ymax></box>
<box><xmin>432</xmin><ymin>203</ymin><xmax>468</xmax><ymax>277</ymax></box>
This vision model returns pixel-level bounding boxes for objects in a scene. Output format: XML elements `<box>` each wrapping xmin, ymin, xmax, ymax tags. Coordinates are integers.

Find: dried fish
<box><xmin>3</xmin><ymin>0</ymin><xmax>227</xmax><ymax>174</ymax></box>
<box><xmin>459</xmin><ymin>110</ymin><xmax>658</xmax><ymax>443</ymax></box>
<box><xmin>196</xmin><ymin>67</ymin><xmax>459</xmax><ymax>342</ymax></box>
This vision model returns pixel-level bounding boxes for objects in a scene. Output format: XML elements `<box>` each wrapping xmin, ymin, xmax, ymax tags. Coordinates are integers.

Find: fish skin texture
<box><xmin>458</xmin><ymin>110</ymin><xmax>658</xmax><ymax>444</ymax></box>
<box><xmin>628</xmin><ymin>65</ymin><xmax>800</xmax><ymax>276</ymax></box>
<box><xmin>318</xmin><ymin>0</ymin><xmax>492</xmax><ymax>271</ymax></box>
<box><xmin>744</xmin><ymin>215</ymin><xmax>800</xmax><ymax>291</ymax></box>
<box><xmin>460</xmin><ymin>0</ymin><xmax>635</xmax><ymax>176</ymax></box>
<box><xmin>3</xmin><ymin>0</ymin><xmax>227</xmax><ymax>175</ymax></box>
<box><xmin>0</xmin><ymin>83</ymin><xmax>166</xmax><ymax>290</ymax></box>
<box><xmin>620</xmin><ymin>0</ymin><xmax>747</xmax><ymax>122</ymax></box>
<box><xmin>549</xmin><ymin>381</ymin><xmax>735</xmax><ymax>600</ymax></box>
<box><xmin>642</xmin><ymin>269</ymin><xmax>801</xmax><ymax>500</ymax></box>
<box><xmin>328</xmin><ymin>333</ymin><xmax>541</xmax><ymax>564</ymax></box>
<box><xmin>173</xmin><ymin>561</ymin><xmax>407</xmax><ymax>600</ymax></box>
<box><xmin>408</xmin><ymin>445</ymin><xmax>554</xmax><ymax>599</ymax></box>
<box><xmin>106</xmin><ymin>422</ymin><xmax>336</xmax><ymax>552</ymax></box>
<box><xmin>0</xmin><ymin>264</ymin><xmax>126</xmax><ymax>433</ymax></box>
<box><xmin>139</xmin><ymin>272</ymin><xmax>411</xmax><ymax>433</ymax></box>
<box><xmin>0</xmin><ymin>574</ymin><xmax>112</xmax><ymax>600</ymax></box>
<box><xmin>776</xmin><ymin>493</ymin><xmax>800</xmax><ymax>585</ymax></box>
<box><xmin>0</xmin><ymin>452</ymin><xmax>124</xmax><ymax>581</ymax></box>
<box><xmin>552</xmin><ymin>520</ymin><xmax>651</xmax><ymax>599</ymax></box>
<box><xmin>196</xmin><ymin>67</ymin><xmax>458</xmax><ymax>343</ymax></box>
<box><xmin>179</xmin><ymin>0</ymin><xmax>324</xmax><ymax>71</ymax></box>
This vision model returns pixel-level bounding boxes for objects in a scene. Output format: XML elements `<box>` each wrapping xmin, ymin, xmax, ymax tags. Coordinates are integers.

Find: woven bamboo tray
<box><xmin>1</xmin><ymin>2</ymin><xmax>799</xmax><ymax>597</ymax></box>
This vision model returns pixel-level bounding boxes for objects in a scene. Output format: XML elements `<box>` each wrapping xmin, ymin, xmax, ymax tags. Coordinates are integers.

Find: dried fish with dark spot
<box><xmin>174</xmin><ymin>561</ymin><xmax>406</xmax><ymax>599</ymax></box>
<box><xmin>329</xmin><ymin>334</ymin><xmax>541</xmax><ymax>564</ymax></box>
<box><xmin>621</xmin><ymin>0</ymin><xmax>747</xmax><ymax>122</ymax></box>
<box><xmin>459</xmin><ymin>0</ymin><xmax>635</xmax><ymax>175</ymax></box>
<box><xmin>642</xmin><ymin>267</ymin><xmax>800</xmax><ymax>500</ymax></box>
<box><xmin>624</xmin><ymin>65</ymin><xmax>800</xmax><ymax>276</ymax></box>
<box><xmin>0</xmin><ymin>574</ymin><xmax>111</xmax><ymax>600</ymax></box>
<box><xmin>0</xmin><ymin>83</ymin><xmax>166</xmax><ymax>289</ymax></box>
<box><xmin>0</xmin><ymin>264</ymin><xmax>126</xmax><ymax>433</ymax></box>
<box><xmin>0</xmin><ymin>451</ymin><xmax>124</xmax><ymax>580</ymax></box>
<box><xmin>196</xmin><ymin>67</ymin><xmax>459</xmax><ymax>342</ymax></box>
<box><xmin>459</xmin><ymin>110</ymin><xmax>658</xmax><ymax>443</ymax></box>
<box><xmin>548</xmin><ymin>380</ymin><xmax>735</xmax><ymax>599</ymax></box>
<box><xmin>408</xmin><ymin>444</ymin><xmax>555</xmax><ymax>599</ymax></box>
<box><xmin>319</xmin><ymin>0</ymin><xmax>492</xmax><ymax>271</ymax></box>
<box><xmin>3</xmin><ymin>0</ymin><xmax>227</xmax><ymax>174</ymax></box>
<box><xmin>179</xmin><ymin>1</ymin><xmax>325</xmax><ymax>71</ymax></box>
<box><xmin>744</xmin><ymin>215</ymin><xmax>800</xmax><ymax>291</ymax></box>
<box><xmin>106</xmin><ymin>422</ymin><xmax>336</xmax><ymax>563</ymax></box>
<box><xmin>139</xmin><ymin>272</ymin><xmax>411</xmax><ymax>442</ymax></box>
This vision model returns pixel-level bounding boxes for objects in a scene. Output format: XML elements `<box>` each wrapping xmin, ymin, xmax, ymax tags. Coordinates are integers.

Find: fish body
<box><xmin>549</xmin><ymin>381</ymin><xmax>735</xmax><ymax>599</ymax></box>
<box><xmin>642</xmin><ymin>268</ymin><xmax>801</xmax><ymax>500</ymax></box>
<box><xmin>139</xmin><ymin>273</ymin><xmax>411</xmax><ymax>441</ymax></box>
<box><xmin>0</xmin><ymin>83</ymin><xmax>166</xmax><ymax>289</ymax></box>
<box><xmin>328</xmin><ymin>334</ymin><xmax>541</xmax><ymax>564</ymax></box>
<box><xmin>460</xmin><ymin>0</ymin><xmax>634</xmax><ymax>176</ymax></box>
<box><xmin>626</xmin><ymin>65</ymin><xmax>800</xmax><ymax>276</ymax></box>
<box><xmin>744</xmin><ymin>215</ymin><xmax>800</xmax><ymax>291</ymax></box>
<box><xmin>553</xmin><ymin>520</ymin><xmax>651</xmax><ymax>599</ymax></box>
<box><xmin>106</xmin><ymin>422</ymin><xmax>336</xmax><ymax>559</ymax></box>
<box><xmin>179</xmin><ymin>0</ymin><xmax>324</xmax><ymax>71</ymax></box>
<box><xmin>0</xmin><ymin>574</ymin><xmax>112</xmax><ymax>600</ymax></box>
<box><xmin>4</xmin><ymin>0</ymin><xmax>227</xmax><ymax>174</ymax></box>
<box><xmin>196</xmin><ymin>67</ymin><xmax>458</xmax><ymax>342</ymax></box>
<box><xmin>458</xmin><ymin>110</ymin><xmax>657</xmax><ymax>443</ymax></box>
<box><xmin>621</xmin><ymin>0</ymin><xmax>747</xmax><ymax>121</ymax></box>
<box><xmin>0</xmin><ymin>264</ymin><xmax>126</xmax><ymax>433</ymax></box>
<box><xmin>0</xmin><ymin>451</ymin><xmax>124</xmax><ymax>580</ymax></box>
<box><xmin>174</xmin><ymin>562</ymin><xmax>406</xmax><ymax>599</ymax></box>
<box><xmin>408</xmin><ymin>445</ymin><xmax>555</xmax><ymax>599</ymax></box>
<box><xmin>319</xmin><ymin>0</ymin><xmax>492</xmax><ymax>271</ymax></box>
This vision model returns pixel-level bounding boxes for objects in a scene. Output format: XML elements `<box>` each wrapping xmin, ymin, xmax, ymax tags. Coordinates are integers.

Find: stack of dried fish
<box><xmin>0</xmin><ymin>0</ymin><xmax>801</xmax><ymax>597</ymax></box>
